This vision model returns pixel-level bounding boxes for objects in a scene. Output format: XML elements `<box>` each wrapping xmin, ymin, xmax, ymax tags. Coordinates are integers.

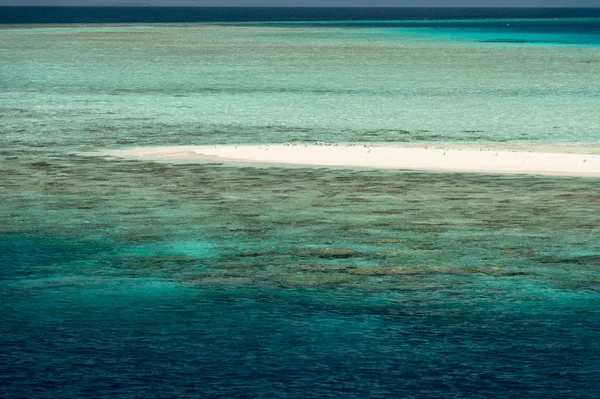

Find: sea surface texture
<box><xmin>1</xmin><ymin>8</ymin><xmax>600</xmax><ymax>398</ymax></box>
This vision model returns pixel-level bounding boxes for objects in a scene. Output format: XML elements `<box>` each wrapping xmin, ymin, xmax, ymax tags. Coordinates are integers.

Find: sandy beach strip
<box><xmin>98</xmin><ymin>144</ymin><xmax>600</xmax><ymax>177</ymax></box>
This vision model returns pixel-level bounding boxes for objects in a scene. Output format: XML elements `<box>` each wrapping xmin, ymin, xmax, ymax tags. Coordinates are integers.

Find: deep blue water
<box><xmin>3</xmin><ymin>230</ymin><xmax>600</xmax><ymax>398</ymax></box>
<box><xmin>3</xmin><ymin>7</ymin><xmax>600</xmax><ymax>45</ymax></box>
<box><xmin>1</xmin><ymin>6</ymin><xmax>600</xmax><ymax>24</ymax></box>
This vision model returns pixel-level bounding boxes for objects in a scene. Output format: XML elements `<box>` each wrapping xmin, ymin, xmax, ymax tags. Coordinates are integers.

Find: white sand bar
<box><xmin>99</xmin><ymin>144</ymin><xmax>600</xmax><ymax>177</ymax></box>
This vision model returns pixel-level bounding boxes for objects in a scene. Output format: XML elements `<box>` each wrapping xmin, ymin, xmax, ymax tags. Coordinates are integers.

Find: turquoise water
<box><xmin>2</xmin><ymin>19</ymin><xmax>600</xmax><ymax>397</ymax></box>
<box><xmin>255</xmin><ymin>18</ymin><xmax>600</xmax><ymax>45</ymax></box>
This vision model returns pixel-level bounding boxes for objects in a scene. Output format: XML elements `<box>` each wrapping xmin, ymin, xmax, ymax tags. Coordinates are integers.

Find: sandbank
<box><xmin>97</xmin><ymin>143</ymin><xmax>600</xmax><ymax>177</ymax></box>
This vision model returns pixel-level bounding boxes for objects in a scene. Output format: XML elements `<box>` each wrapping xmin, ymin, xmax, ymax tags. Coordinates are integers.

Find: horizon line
<box><xmin>2</xmin><ymin>5</ymin><xmax>600</xmax><ymax>9</ymax></box>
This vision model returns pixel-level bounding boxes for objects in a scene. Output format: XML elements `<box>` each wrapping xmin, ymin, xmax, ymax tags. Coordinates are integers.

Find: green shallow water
<box><xmin>2</xmin><ymin>24</ymin><xmax>599</xmax><ymax>148</ymax></box>
<box><xmin>3</xmin><ymin>154</ymin><xmax>600</xmax><ymax>292</ymax></box>
<box><xmin>2</xmin><ymin>23</ymin><xmax>600</xmax><ymax>397</ymax></box>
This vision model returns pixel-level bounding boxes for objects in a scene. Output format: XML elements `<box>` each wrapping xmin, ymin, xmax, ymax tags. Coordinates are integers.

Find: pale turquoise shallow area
<box><xmin>1</xmin><ymin>23</ymin><xmax>600</xmax><ymax>397</ymax></box>
<box><xmin>1</xmin><ymin>24</ymin><xmax>599</xmax><ymax>148</ymax></box>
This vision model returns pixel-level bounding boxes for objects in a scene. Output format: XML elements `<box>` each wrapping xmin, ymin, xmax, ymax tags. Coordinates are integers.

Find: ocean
<box><xmin>1</xmin><ymin>7</ymin><xmax>600</xmax><ymax>398</ymax></box>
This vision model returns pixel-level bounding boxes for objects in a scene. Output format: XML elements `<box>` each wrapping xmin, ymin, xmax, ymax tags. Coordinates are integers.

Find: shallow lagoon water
<box><xmin>1</xmin><ymin>17</ymin><xmax>600</xmax><ymax>397</ymax></box>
